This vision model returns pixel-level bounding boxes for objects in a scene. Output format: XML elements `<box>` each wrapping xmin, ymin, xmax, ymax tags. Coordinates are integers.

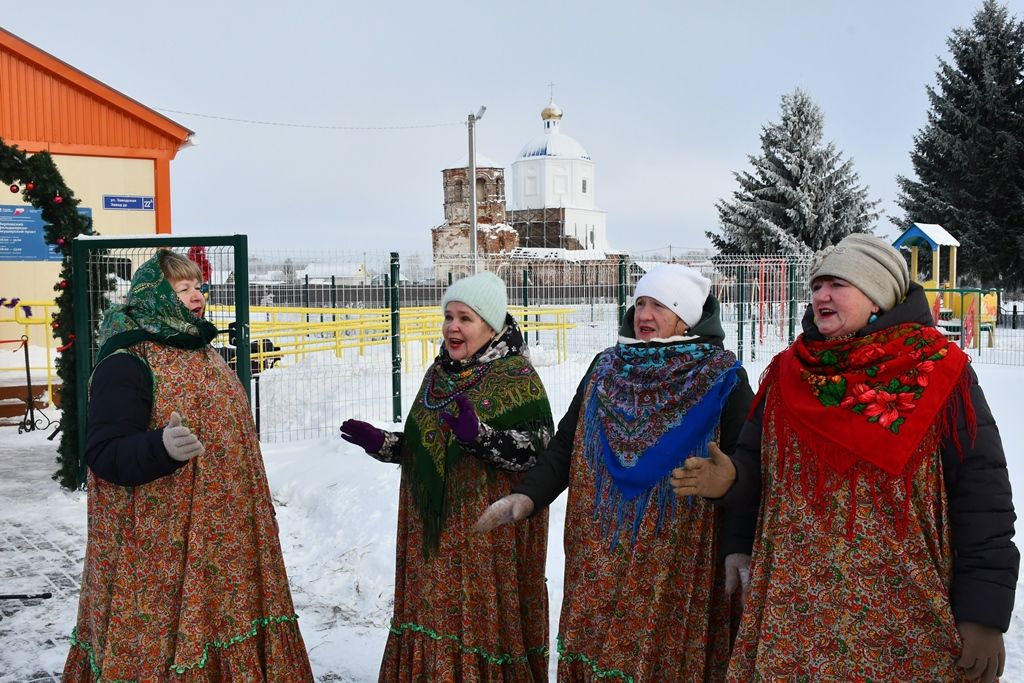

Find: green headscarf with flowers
<box><xmin>95</xmin><ymin>251</ymin><xmax>218</xmax><ymax>364</ymax></box>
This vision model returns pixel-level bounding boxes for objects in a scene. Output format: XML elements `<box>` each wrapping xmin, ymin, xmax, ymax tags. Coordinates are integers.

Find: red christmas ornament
<box><xmin>26</xmin><ymin>182</ymin><xmax>35</xmax><ymax>191</ymax></box>
<box><xmin>9</xmin><ymin>184</ymin><xmax>19</xmax><ymax>193</ymax></box>
<box><xmin>59</xmin><ymin>279</ymin><xmax>69</xmax><ymax>289</ymax></box>
<box><xmin>51</xmin><ymin>321</ymin><xmax>60</xmax><ymax>330</ymax></box>
<box><xmin>57</xmin><ymin>237</ymin><xmax>66</xmax><ymax>246</ymax></box>
<box><xmin>53</xmin><ymin>195</ymin><xmax>64</xmax><ymax>204</ymax></box>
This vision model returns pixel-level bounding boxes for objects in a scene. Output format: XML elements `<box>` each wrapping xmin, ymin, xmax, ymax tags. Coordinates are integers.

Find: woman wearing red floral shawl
<box><xmin>676</xmin><ymin>234</ymin><xmax>1017</xmax><ymax>683</ymax></box>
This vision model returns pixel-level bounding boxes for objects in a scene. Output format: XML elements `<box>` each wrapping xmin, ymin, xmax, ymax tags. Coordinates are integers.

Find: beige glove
<box><xmin>670</xmin><ymin>441</ymin><xmax>737</xmax><ymax>498</ymax></box>
<box><xmin>161</xmin><ymin>411</ymin><xmax>205</xmax><ymax>462</ymax></box>
<box><xmin>475</xmin><ymin>493</ymin><xmax>535</xmax><ymax>532</ymax></box>
<box><xmin>956</xmin><ymin>621</ymin><xmax>1005</xmax><ymax>682</ymax></box>
<box><xmin>724</xmin><ymin>553</ymin><xmax>752</xmax><ymax>602</ymax></box>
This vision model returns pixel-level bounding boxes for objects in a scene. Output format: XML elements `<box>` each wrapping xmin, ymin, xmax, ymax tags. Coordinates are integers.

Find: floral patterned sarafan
<box><xmin>556</xmin><ymin>343</ymin><xmax>740</xmax><ymax>682</ymax></box>
<box><xmin>377</xmin><ymin>327</ymin><xmax>553</xmax><ymax>682</ymax></box>
<box><xmin>729</xmin><ymin>322</ymin><xmax>977</xmax><ymax>680</ymax></box>
<box><xmin>63</xmin><ymin>343</ymin><xmax>313</xmax><ymax>682</ymax></box>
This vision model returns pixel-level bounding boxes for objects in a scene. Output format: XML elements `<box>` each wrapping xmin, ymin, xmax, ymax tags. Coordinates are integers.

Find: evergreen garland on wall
<box><xmin>0</xmin><ymin>137</ymin><xmax>107</xmax><ymax>489</ymax></box>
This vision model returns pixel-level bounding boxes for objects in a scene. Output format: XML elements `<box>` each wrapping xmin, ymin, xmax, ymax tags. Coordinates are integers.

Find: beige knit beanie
<box><xmin>808</xmin><ymin>233</ymin><xmax>910</xmax><ymax>311</ymax></box>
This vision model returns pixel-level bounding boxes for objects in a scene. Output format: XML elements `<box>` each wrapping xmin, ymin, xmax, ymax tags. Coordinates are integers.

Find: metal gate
<box><xmin>70</xmin><ymin>234</ymin><xmax>250</xmax><ymax>480</ymax></box>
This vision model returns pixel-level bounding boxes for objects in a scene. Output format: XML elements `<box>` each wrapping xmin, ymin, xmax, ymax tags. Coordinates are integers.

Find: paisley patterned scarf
<box><xmin>96</xmin><ymin>252</ymin><xmax>218</xmax><ymax>363</ymax></box>
<box><xmin>582</xmin><ymin>342</ymin><xmax>740</xmax><ymax>548</ymax></box>
<box><xmin>404</xmin><ymin>317</ymin><xmax>552</xmax><ymax>554</ymax></box>
<box><xmin>757</xmin><ymin>322</ymin><xmax>975</xmax><ymax>536</ymax></box>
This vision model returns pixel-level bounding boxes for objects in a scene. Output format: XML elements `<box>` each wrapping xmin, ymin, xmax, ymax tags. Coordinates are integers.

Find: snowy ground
<box><xmin>1</xmin><ymin>360</ymin><xmax>1023</xmax><ymax>681</ymax></box>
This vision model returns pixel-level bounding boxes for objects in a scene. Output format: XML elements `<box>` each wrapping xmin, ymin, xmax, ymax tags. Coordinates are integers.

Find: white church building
<box><xmin>430</xmin><ymin>96</ymin><xmax>614</xmax><ymax>280</ymax></box>
<box><xmin>507</xmin><ymin>98</ymin><xmax>610</xmax><ymax>252</ymax></box>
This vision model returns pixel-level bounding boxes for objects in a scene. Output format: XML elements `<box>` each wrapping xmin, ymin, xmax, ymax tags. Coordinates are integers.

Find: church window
<box><xmin>454</xmin><ymin>180</ymin><xmax>463</xmax><ymax>201</ymax></box>
<box><xmin>582</xmin><ymin>179</ymin><xmax>588</xmax><ymax>193</ymax></box>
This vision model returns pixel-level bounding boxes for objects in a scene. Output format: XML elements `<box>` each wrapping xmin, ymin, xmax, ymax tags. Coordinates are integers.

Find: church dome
<box><xmin>541</xmin><ymin>102</ymin><xmax>563</xmax><ymax>120</ymax></box>
<box><xmin>516</xmin><ymin>133</ymin><xmax>591</xmax><ymax>161</ymax></box>
<box><xmin>516</xmin><ymin>99</ymin><xmax>590</xmax><ymax>161</ymax></box>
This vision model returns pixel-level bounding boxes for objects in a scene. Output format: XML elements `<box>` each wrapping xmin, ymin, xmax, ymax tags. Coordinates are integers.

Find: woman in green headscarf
<box><xmin>63</xmin><ymin>249</ymin><xmax>314</xmax><ymax>682</ymax></box>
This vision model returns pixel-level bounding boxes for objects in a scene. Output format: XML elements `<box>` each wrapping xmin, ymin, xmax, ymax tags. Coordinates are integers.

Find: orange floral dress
<box><xmin>377</xmin><ymin>350</ymin><xmax>552</xmax><ymax>682</ymax></box>
<box><xmin>555</xmin><ymin>344</ymin><xmax>741</xmax><ymax>683</ymax></box>
<box><xmin>727</xmin><ymin>417</ymin><xmax>968</xmax><ymax>681</ymax></box>
<box><xmin>63</xmin><ymin>342</ymin><xmax>313</xmax><ymax>682</ymax></box>
<box><xmin>380</xmin><ymin>455</ymin><xmax>550</xmax><ymax>682</ymax></box>
<box><xmin>728</xmin><ymin>325</ymin><xmax>977</xmax><ymax>681</ymax></box>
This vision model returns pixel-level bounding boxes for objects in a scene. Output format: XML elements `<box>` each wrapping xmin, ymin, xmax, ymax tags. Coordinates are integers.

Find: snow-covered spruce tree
<box><xmin>894</xmin><ymin>0</ymin><xmax>1024</xmax><ymax>288</ymax></box>
<box><xmin>708</xmin><ymin>88</ymin><xmax>880</xmax><ymax>255</ymax></box>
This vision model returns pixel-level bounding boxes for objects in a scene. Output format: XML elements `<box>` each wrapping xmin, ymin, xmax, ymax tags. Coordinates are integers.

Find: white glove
<box><xmin>475</xmin><ymin>493</ymin><xmax>535</xmax><ymax>532</ymax></box>
<box><xmin>161</xmin><ymin>411</ymin><xmax>205</xmax><ymax>462</ymax></box>
<box><xmin>724</xmin><ymin>553</ymin><xmax>751</xmax><ymax>602</ymax></box>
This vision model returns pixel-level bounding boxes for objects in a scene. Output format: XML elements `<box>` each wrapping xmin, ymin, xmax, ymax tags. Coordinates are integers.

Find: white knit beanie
<box><xmin>808</xmin><ymin>233</ymin><xmax>910</xmax><ymax>311</ymax></box>
<box><xmin>634</xmin><ymin>264</ymin><xmax>711</xmax><ymax>328</ymax></box>
<box><xmin>440</xmin><ymin>271</ymin><xmax>508</xmax><ymax>332</ymax></box>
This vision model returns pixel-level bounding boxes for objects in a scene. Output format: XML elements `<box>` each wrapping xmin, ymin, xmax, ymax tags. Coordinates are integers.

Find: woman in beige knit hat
<box><xmin>677</xmin><ymin>233</ymin><xmax>1016</xmax><ymax>683</ymax></box>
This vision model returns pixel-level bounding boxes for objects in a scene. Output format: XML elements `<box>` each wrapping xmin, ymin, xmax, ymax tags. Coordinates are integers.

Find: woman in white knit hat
<box><xmin>340</xmin><ymin>271</ymin><xmax>554</xmax><ymax>681</ymax></box>
<box><xmin>677</xmin><ymin>233</ymin><xmax>1016</xmax><ymax>683</ymax></box>
<box><xmin>478</xmin><ymin>263</ymin><xmax>754</xmax><ymax>681</ymax></box>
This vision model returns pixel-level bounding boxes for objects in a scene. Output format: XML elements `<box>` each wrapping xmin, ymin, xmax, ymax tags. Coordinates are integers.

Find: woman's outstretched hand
<box><xmin>670</xmin><ymin>441</ymin><xmax>737</xmax><ymax>498</ymax></box>
<box><xmin>475</xmin><ymin>493</ymin><xmax>535</xmax><ymax>532</ymax></box>
<box><xmin>339</xmin><ymin>419</ymin><xmax>385</xmax><ymax>454</ymax></box>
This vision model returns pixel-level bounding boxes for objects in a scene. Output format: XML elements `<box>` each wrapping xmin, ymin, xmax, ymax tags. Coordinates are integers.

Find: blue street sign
<box><xmin>103</xmin><ymin>195</ymin><xmax>155</xmax><ymax>211</ymax></box>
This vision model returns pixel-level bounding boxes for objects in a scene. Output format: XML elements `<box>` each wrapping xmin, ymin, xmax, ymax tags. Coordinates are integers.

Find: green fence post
<box><xmin>233</xmin><ymin>235</ymin><xmax>252</xmax><ymax>404</ymax></box>
<box><xmin>390</xmin><ymin>252</ymin><xmax>402</xmax><ymax>423</ymax></box>
<box><xmin>71</xmin><ymin>237</ymin><xmax>90</xmax><ymax>486</ymax></box>
<box><xmin>617</xmin><ymin>256</ymin><xmax>627</xmax><ymax>328</ymax></box>
<box><xmin>304</xmin><ymin>274</ymin><xmax>310</xmax><ymax>323</ymax></box>
<box><xmin>331</xmin><ymin>275</ymin><xmax>337</xmax><ymax>322</ymax></box>
<box><xmin>522</xmin><ymin>269</ymin><xmax>529</xmax><ymax>344</ymax></box>
<box><xmin>737</xmin><ymin>265</ymin><xmax>746</xmax><ymax>363</ymax></box>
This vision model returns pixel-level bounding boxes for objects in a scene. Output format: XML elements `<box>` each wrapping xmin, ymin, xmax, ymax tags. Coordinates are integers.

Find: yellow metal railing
<box><xmin>1</xmin><ymin>301</ymin><xmax>577</xmax><ymax>395</ymax></box>
<box><xmin>207</xmin><ymin>304</ymin><xmax>576</xmax><ymax>370</ymax></box>
<box><xmin>0</xmin><ymin>300</ymin><xmax>59</xmax><ymax>398</ymax></box>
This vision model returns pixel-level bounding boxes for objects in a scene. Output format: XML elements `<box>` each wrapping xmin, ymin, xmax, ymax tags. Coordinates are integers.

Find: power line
<box><xmin>155</xmin><ymin>108</ymin><xmax>464</xmax><ymax>131</ymax></box>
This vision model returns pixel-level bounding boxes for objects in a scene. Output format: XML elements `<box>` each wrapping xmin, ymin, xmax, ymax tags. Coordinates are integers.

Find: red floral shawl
<box><xmin>756</xmin><ymin>322</ymin><xmax>975</xmax><ymax>536</ymax></box>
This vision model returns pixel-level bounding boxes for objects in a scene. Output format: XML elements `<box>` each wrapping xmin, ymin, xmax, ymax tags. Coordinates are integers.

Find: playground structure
<box><xmin>893</xmin><ymin>223</ymin><xmax>999</xmax><ymax>349</ymax></box>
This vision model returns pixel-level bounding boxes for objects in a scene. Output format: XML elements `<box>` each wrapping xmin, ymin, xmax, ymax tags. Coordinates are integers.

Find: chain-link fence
<box><xmin>63</xmin><ymin>243</ymin><xmax>1024</xmax><ymax>447</ymax></box>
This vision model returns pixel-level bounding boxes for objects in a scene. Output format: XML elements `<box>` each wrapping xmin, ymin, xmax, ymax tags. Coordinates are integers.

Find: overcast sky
<box><xmin>5</xmin><ymin>0</ymin><xmax>1021</xmax><ymax>258</ymax></box>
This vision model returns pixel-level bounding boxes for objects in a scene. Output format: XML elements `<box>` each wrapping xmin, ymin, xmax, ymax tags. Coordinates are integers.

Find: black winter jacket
<box><xmin>85</xmin><ymin>352</ymin><xmax>185</xmax><ymax>486</ymax></box>
<box><xmin>720</xmin><ymin>283</ymin><xmax>1019</xmax><ymax>631</ymax></box>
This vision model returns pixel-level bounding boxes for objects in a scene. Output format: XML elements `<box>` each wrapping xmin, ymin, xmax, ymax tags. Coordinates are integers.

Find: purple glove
<box><xmin>439</xmin><ymin>394</ymin><xmax>480</xmax><ymax>443</ymax></box>
<box><xmin>339</xmin><ymin>419</ymin><xmax>385</xmax><ymax>454</ymax></box>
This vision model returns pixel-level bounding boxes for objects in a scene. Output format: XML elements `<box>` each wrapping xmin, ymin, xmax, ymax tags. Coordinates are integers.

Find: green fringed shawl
<box><xmin>403</xmin><ymin>353</ymin><xmax>552</xmax><ymax>555</ymax></box>
<box><xmin>96</xmin><ymin>252</ymin><xmax>217</xmax><ymax>363</ymax></box>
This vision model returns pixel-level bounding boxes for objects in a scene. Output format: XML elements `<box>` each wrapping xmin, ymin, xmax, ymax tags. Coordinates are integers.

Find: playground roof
<box><xmin>892</xmin><ymin>223</ymin><xmax>960</xmax><ymax>250</ymax></box>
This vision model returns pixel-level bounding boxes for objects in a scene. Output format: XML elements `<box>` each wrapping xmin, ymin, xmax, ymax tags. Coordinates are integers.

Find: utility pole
<box><xmin>467</xmin><ymin>106</ymin><xmax>486</xmax><ymax>275</ymax></box>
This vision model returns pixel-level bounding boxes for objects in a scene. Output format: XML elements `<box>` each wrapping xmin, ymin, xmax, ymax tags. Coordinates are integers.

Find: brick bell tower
<box><xmin>431</xmin><ymin>155</ymin><xmax>518</xmax><ymax>282</ymax></box>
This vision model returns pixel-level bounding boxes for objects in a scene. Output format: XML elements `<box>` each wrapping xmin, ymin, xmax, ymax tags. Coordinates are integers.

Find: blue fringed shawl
<box><xmin>582</xmin><ymin>342</ymin><xmax>740</xmax><ymax>548</ymax></box>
